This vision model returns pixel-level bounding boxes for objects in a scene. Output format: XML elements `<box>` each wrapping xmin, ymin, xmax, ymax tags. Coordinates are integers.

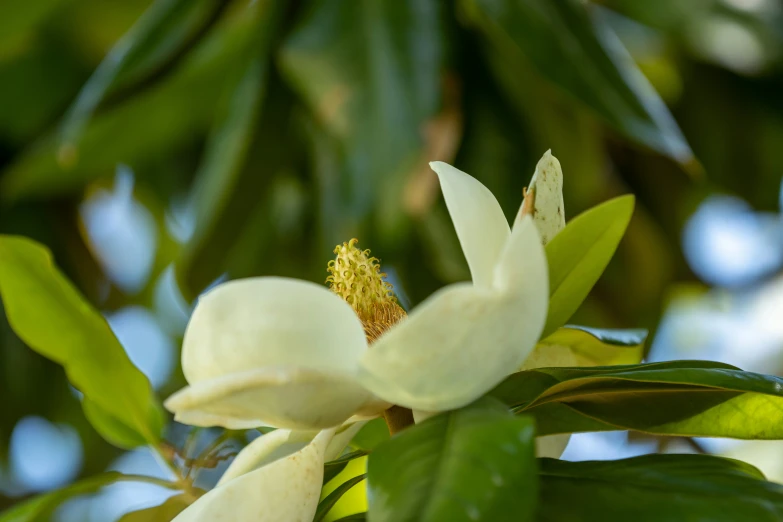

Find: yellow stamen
<box><xmin>326</xmin><ymin>238</ymin><xmax>406</xmax><ymax>343</ymax></box>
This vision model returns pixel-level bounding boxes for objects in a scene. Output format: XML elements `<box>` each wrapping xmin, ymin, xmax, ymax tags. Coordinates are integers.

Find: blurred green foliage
<box><xmin>1</xmin><ymin>0</ymin><xmax>783</xmax><ymax>514</ymax></box>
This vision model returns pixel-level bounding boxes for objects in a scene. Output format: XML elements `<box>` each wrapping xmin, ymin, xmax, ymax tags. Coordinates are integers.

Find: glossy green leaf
<box><xmin>492</xmin><ymin>360</ymin><xmax>783</xmax><ymax>439</ymax></box>
<box><xmin>367</xmin><ymin>397</ymin><xmax>537</xmax><ymax>522</ymax></box>
<box><xmin>0</xmin><ymin>472</ymin><xmax>179</xmax><ymax>521</ymax></box>
<box><xmin>315</xmin><ymin>474</ymin><xmax>367</xmax><ymax>522</ymax></box>
<box><xmin>0</xmin><ymin>236</ymin><xmax>163</xmax><ymax>447</ymax></box>
<box><xmin>536</xmin><ymin>325</ymin><xmax>647</xmax><ymax>367</ymax></box>
<box><xmin>542</xmin><ymin>195</ymin><xmax>635</xmax><ymax>337</ymax></box>
<box><xmin>461</xmin><ymin>0</ymin><xmax>694</xmax><ymax>165</ymax></box>
<box><xmin>279</xmin><ymin>0</ymin><xmax>445</xmax><ymax>225</ymax></box>
<box><xmin>118</xmin><ymin>494</ymin><xmax>193</xmax><ymax>521</ymax></box>
<box><xmin>333</xmin><ymin>515</ymin><xmax>367</xmax><ymax>522</ymax></box>
<box><xmin>538</xmin><ymin>454</ymin><xmax>783</xmax><ymax>521</ymax></box>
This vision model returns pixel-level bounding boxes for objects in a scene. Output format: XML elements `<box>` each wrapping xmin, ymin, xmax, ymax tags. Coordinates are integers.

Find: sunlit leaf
<box><xmin>534</xmin><ymin>325</ymin><xmax>647</xmax><ymax>367</ymax></box>
<box><xmin>0</xmin><ymin>236</ymin><xmax>163</xmax><ymax>447</ymax></box>
<box><xmin>367</xmin><ymin>397</ymin><xmax>537</xmax><ymax>522</ymax></box>
<box><xmin>462</xmin><ymin>0</ymin><xmax>694</xmax><ymax>166</ymax></box>
<box><xmin>538</xmin><ymin>454</ymin><xmax>783</xmax><ymax>521</ymax></box>
<box><xmin>543</xmin><ymin>195</ymin><xmax>635</xmax><ymax>337</ymax></box>
<box><xmin>492</xmin><ymin>360</ymin><xmax>783</xmax><ymax>439</ymax></box>
<box><xmin>315</xmin><ymin>474</ymin><xmax>367</xmax><ymax>522</ymax></box>
<box><xmin>323</xmin><ymin>450</ymin><xmax>368</xmax><ymax>485</ymax></box>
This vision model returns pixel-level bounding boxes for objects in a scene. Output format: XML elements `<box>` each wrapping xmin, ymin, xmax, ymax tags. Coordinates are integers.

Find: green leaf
<box><xmin>491</xmin><ymin>360</ymin><xmax>783</xmax><ymax>439</ymax></box>
<box><xmin>535</xmin><ymin>325</ymin><xmax>647</xmax><ymax>367</ymax></box>
<box><xmin>0</xmin><ymin>236</ymin><xmax>163</xmax><ymax>447</ymax></box>
<box><xmin>367</xmin><ymin>397</ymin><xmax>538</xmax><ymax>522</ymax></box>
<box><xmin>333</xmin><ymin>515</ymin><xmax>367</xmax><ymax>522</ymax></box>
<box><xmin>118</xmin><ymin>494</ymin><xmax>193</xmax><ymax>521</ymax></box>
<box><xmin>279</xmin><ymin>0</ymin><xmax>445</xmax><ymax>225</ymax></box>
<box><xmin>543</xmin><ymin>195</ymin><xmax>635</xmax><ymax>337</ymax></box>
<box><xmin>315</xmin><ymin>474</ymin><xmax>367</xmax><ymax>522</ymax></box>
<box><xmin>538</xmin><ymin>454</ymin><xmax>783</xmax><ymax>522</ymax></box>
<box><xmin>350</xmin><ymin>418</ymin><xmax>390</xmax><ymax>452</ymax></box>
<box><xmin>461</xmin><ymin>0</ymin><xmax>694</xmax><ymax>166</ymax></box>
<box><xmin>0</xmin><ymin>472</ymin><xmax>179</xmax><ymax>521</ymax></box>
<box><xmin>323</xmin><ymin>450</ymin><xmax>369</xmax><ymax>485</ymax></box>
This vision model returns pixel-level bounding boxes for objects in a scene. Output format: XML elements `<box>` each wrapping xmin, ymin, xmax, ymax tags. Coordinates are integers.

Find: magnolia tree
<box><xmin>2</xmin><ymin>153</ymin><xmax>783</xmax><ymax>521</ymax></box>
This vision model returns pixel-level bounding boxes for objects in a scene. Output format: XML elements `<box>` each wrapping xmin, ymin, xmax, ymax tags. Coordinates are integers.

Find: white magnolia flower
<box><xmin>169</xmin><ymin>151</ymin><xmax>571</xmax><ymax>521</ymax></box>
<box><xmin>165</xmin><ymin>151</ymin><xmax>565</xmax><ymax>432</ymax></box>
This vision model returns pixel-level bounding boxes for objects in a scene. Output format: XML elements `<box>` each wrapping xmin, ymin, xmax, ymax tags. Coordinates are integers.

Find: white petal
<box><xmin>430</xmin><ymin>161</ymin><xmax>510</xmax><ymax>287</ymax></box>
<box><xmin>182</xmin><ymin>277</ymin><xmax>368</xmax><ymax>385</ymax></box>
<box><xmin>493</xmin><ymin>215</ymin><xmax>549</xmax><ymax>294</ymax></box>
<box><xmin>218</xmin><ymin>429</ymin><xmax>317</xmax><ymax>486</ymax></box>
<box><xmin>165</xmin><ymin>366</ymin><xmax>373</xmax><ymax>430</ymax></box>
<box><xmin>172</xmin><ymin>410</ymin><xmax>267</xmax><ymax>430</ymax></box>
<box><xmin>359</xmin><ymin>218</ymin><xmax>547</xmax><ymax>411</ymax></box>
<box><xmin>537</xmin><ymin>434</ymin><xmax>571</xmax><ymax>459</ymax></box>
<box><xmin>324</xmin><ymin>421</ymin><xmax>367</xmax><ymax>462</ymax></box>
<box><xmin>513</xmin><ymin>150</ymin><xmax>565</xmax><ymax>245</ymax></box>
<box><xmin>173</xmin><ymin>429</ymin><xmax>334</xmax><ymax>522</ymax></box>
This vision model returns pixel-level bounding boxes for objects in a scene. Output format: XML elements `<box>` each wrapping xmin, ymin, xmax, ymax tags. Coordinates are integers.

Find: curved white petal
<box><xmin>324</xmin><ymin>421</ymin><xmax>367</xmax><ymax>462</ymax></box>
<box><xmin>174</xmin><ymin>429</ymin><xmax>334</xmax><ymax>522</ymax></box>
<box><xmin>513</xmin><ymin>150</ymin><xmax>565</xmax><ymax>245</ymax></box>
<box><xmin>165</xmin><ymin>366</ymin><xmax>373</xmax><ymax>430</ymax></box>
<box><xmin>359</xmin><ymin>218</ymin><xmax>547</xmax><ymax>411</ymax></box>
<box><xmin>172</xmin><ymin>410</ymin><xmax>267</xmax><ymax>430</ymax></box>
<box><xmin>493</xmin><ymin>215</ymin><xmax>549</xmax><ymax>294</ymax></box>
<box><xmin>182</xmin><ymin>277</ymin><xmax>368</xmax><ymax>384</ymax></box>
<box><xmin>219</xmin><ymin>429</ymin><xmax>317</xmax><ymax>486</ymax></box>
<box><xmin>537</xmin><ymin>434</ymin><xmax>570</xmax><ymax>459</ymax></box>
<box><xmin>430</xmin><ymin>161</ymin><xmax>510</xmax><ymax>287</ymax></box>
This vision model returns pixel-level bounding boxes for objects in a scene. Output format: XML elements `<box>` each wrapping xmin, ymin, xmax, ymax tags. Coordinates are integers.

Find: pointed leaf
<box><xmin>539</xmin><ymin>454</ymin><xmax>783</xmax><ymax>521</ymax></box>
<box><xmin>367</xmin><ymin>397</ymin><xmax>537</xmax><ymax>522</ymax></box>
<box><xmin>0</xmin><ymin>236</ymin><xmax>163</xmax><ymax>447</ymax></box>
<box><xmin>492</xmin><ymin>361</ymin><xmax>783</xmax><ymax>439</ymax></box>
<box><xmin>543</xmin><ymin>195</ymin><xmax>635</xmax><ymax>337</ymax></box>
<box><xmin>315</xmin><ymin>474</ymin><xmax>367</xmax><ymax>522</ymax></box>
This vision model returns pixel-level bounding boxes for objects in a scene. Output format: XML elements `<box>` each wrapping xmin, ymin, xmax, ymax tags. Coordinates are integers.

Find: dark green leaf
<box><xmin>333</xmin><ymin>515</ymin><xmax>367</xmax><ymax>522</ymax></box>
<box><xmin>324</xmin><ymin>450</ymin><xmax>369</xmax><ymax>485</ymax></box>
<box><xmin>0</xmin><ymin>236</ymin><xmax>163</xmax><ymax>447</ymax></box>
<box><xmin>492</xmin><ymin>360</ymin><xmax>783</xmax><ymax>439</ymax></box>
<box><xmin>0</xmin><ymin>473</ymin><xmax>179</xmax><ymax>521</ymax></box>
<box><xmin>315</xmin><ymin>474</ymin><xmax>367</xmax><ymax>522</ymax></box>
<box><xmin>543</xmin><ymin>195</ymin><xmax>635</xmax><ymax>337</ymax></box>
<box><xmin>367</xmin><ymin>397</ymin><xmax>537</xmax><ymax>522</ymax></box>
<box><xmin>538</xmin><ymin>454</ymin><xmax>783</xmax><ymax>522</ymax></box>
<box><xmin>462</xmin><ymin>0</ymin><xmax>694</xmax><ymax>165</ymax></box>
<box><xmin>118</xmin><ymin>494</ymin><xmax>193</xmax><ymax>521</ymax></box>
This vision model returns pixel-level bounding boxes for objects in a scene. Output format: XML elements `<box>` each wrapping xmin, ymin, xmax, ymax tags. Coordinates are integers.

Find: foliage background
<box><xmin>1</xmin><ymin>0</ymin><xmax>782</xmax><ymax>518</ymax></box>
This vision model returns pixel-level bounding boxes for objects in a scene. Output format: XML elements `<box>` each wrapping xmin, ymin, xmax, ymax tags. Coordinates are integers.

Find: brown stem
<box><xmin>382</xmin><ymin>406</ymin><xmax>414</xmax><ymax>435</ymax></box>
